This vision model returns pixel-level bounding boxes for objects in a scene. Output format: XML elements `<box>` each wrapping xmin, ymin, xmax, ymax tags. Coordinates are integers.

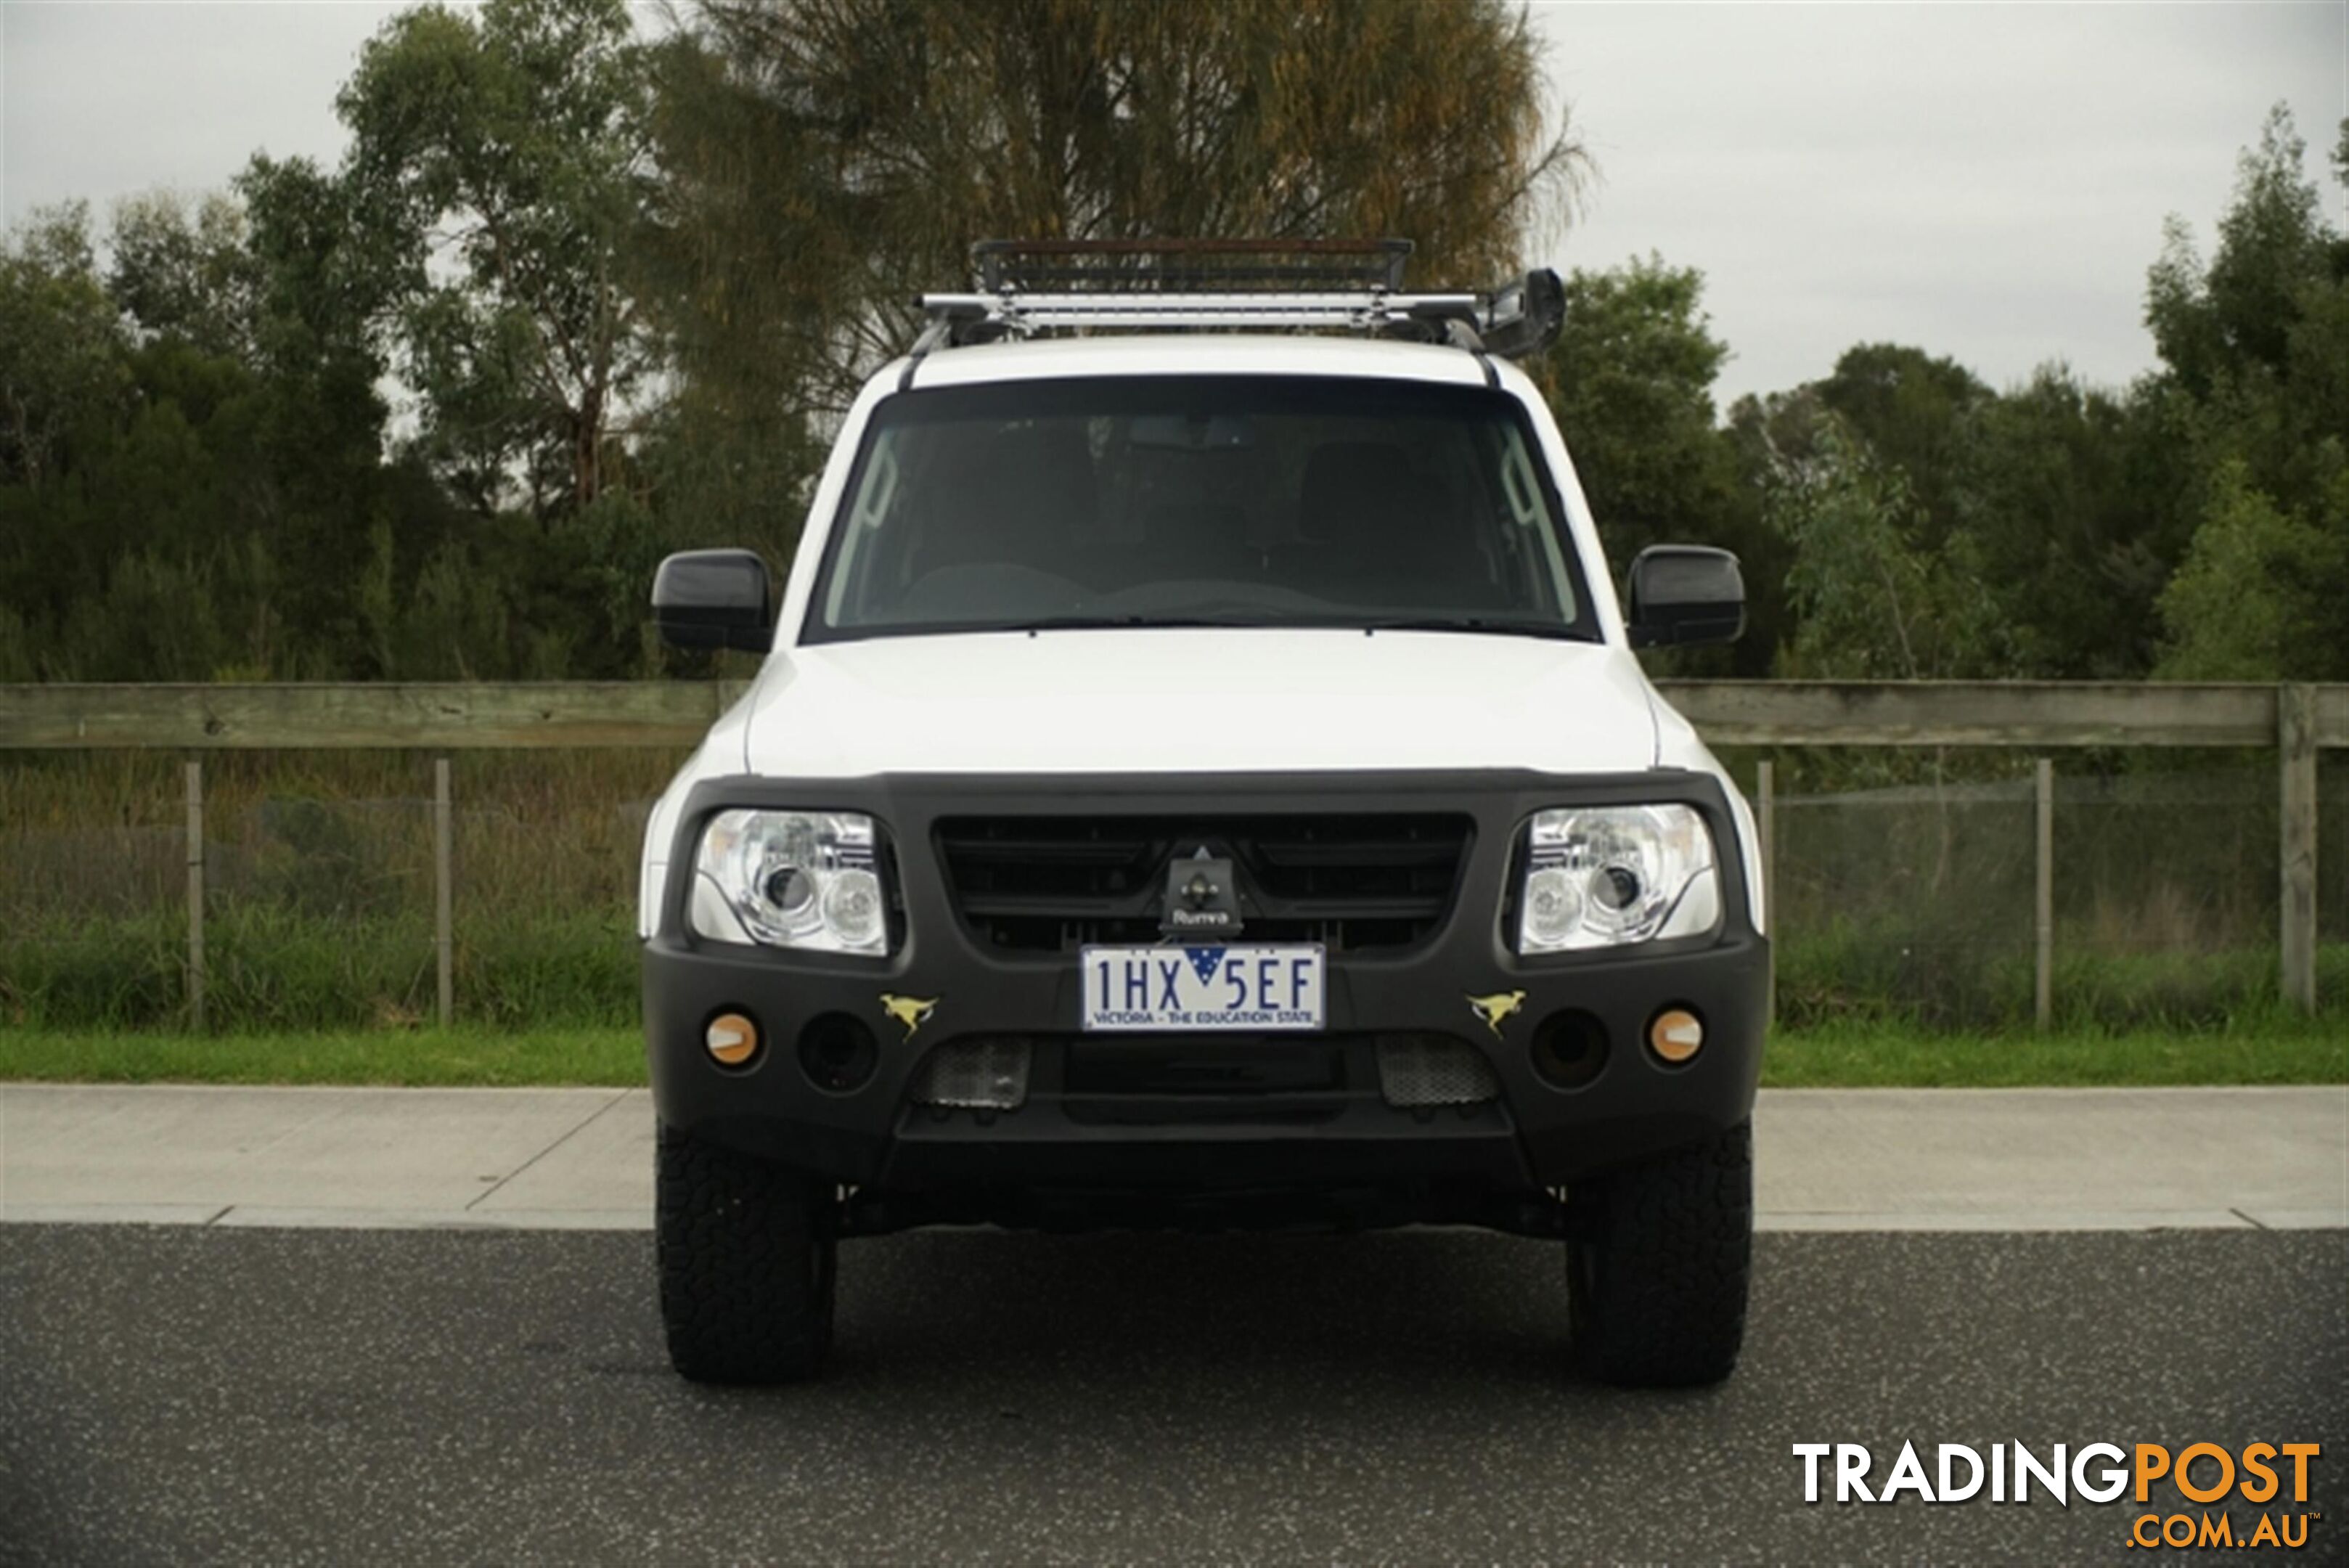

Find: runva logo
<box><xmin>1791</xmin><ymin>1441</ymin><xmax>2324</xmax><ymax>1551</ymax></box>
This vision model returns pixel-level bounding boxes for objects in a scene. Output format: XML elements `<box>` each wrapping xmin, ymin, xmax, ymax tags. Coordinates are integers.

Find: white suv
<box><xmin>637</xmin><ymin>241</ymin><xmax>1766</xmax><ymax>1388</ymax></box>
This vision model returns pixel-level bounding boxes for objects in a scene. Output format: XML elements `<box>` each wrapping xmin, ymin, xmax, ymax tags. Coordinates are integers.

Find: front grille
<box><xmin>934</xmin><ymin>813</ymin><xmax>1473</xmax><ymax>953</ymax></box>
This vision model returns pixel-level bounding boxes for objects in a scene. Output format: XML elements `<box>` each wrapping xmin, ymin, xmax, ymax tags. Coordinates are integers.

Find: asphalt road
<box><xmin>2</xmin><ymin>1225</ymin><xmax>2342</xmax><ymax>1565</ymax></box>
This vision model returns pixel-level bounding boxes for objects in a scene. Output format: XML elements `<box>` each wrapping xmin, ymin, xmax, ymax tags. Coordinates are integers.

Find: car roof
<box><xmin>888</xmin><ymin>332</ymin><xmax>1496</xmax><ymax>392</ymax></box>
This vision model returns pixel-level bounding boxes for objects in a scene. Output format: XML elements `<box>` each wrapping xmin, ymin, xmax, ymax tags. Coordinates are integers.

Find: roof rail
<box><xmin>910</xmin><ymin>238</ymin><xmax>1564</xmax><ymax>363</ymax></box>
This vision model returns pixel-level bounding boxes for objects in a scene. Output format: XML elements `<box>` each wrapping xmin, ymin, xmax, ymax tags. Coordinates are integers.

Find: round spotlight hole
<box><xmin>796</xmin><ymin>1012</ymin><xmax>879</xmax><ymax>1094</ymax></box>
<box><xmin>1648</xmin><ymin>1006</ymin><xmax>1704</xmax><ymax>1065</ymax></box>
<box><xmin>703</xmin><ymin>1010</ymin><xmax>761</xmax><ymax>1069</ymax></box>
<box><xmin>1530</xmin><ymin>1009</ymin><xmax>1609</xmax><ymax>1090</ymax></box>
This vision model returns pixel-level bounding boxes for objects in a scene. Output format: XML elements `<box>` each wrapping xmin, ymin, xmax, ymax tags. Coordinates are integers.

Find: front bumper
<box><xmin>645</xmin><ymin>769</ymin><xmax>1767</xmax><ymax>1195</ymax></box>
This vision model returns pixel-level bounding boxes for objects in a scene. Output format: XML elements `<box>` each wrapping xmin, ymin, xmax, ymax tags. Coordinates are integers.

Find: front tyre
<box><xmin>655</xmin><ymin>1122</ymin><xmax>836</xmax><ymax>1384</ymax></box>
<box><xmin>1567</xmin><ymin>1120</ymin><xmax>1752</xmax><ymax>1387</ymax></box>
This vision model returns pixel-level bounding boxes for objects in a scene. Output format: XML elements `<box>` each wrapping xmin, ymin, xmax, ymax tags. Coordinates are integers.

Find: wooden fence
<box><xmin>3</xmin><ymin>680</ymin><xmax>2342</xmax><ymax>1026</ymax></box>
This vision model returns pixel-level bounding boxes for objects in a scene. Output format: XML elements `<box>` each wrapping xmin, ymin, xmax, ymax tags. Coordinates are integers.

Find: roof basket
<box><xmin>909</xmin><ymin>238</ymin><xmax>1564</xmax><ymax>366</ymax></box>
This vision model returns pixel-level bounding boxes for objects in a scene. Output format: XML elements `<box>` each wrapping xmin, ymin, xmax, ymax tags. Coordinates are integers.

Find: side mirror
<box><xmin>653</xmin><ymin>549</ymin><xmax>773</xmax><ymax>653</ymax></box>
<box><xmin>1627</xmin><ymin>545</ymin><xmax>1744</xmax><ymax>649</ymax></box>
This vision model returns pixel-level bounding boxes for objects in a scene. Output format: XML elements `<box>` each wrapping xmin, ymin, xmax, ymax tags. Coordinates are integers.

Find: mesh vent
<box><xmin>910</xmin><ymin>1038</ymin><xmax>1033</xmax><ymax>1110</ymax></box>
<box><xmin>1374</xmin><ymin>1034</ymin><xmax>1499</xmax><ymax>1108</ymax></box>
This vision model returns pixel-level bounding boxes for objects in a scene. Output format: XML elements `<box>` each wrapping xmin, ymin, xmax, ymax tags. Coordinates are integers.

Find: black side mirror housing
<box><xmin>653</xmin><ymin>549</ymin><xmax>774</xmax><ymax>653</ymax></box>
<box><xmin>1627</xmin><ymin>545</ymin><xmax>1745</xmax><ymax>648</ymax></box>
<box><xmin>1478</xmin><ymin>268</ymin><xmax>1566</xmax><ymax>359</ymax></box>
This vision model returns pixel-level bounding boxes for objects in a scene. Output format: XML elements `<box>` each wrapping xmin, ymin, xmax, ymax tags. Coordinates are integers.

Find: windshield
<box><xmin>806</xmin><ymin>375</ymin><xmax>1596</xmax><ymax>643</ymax></box>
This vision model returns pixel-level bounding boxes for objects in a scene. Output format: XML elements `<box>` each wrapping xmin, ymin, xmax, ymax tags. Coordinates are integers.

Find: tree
<box><xmin>1764</xmin><ymin>414</ymin><xmax>2007</xmax><ymax>682</ymax></box>
<box><xmin>0</xmin><ymin>205</ymin><xmax>134</xmax><ymax>679</ymax></box>
<box><xmin>2146</xmin><ymin>105</ymin><xmax>2332</xmax><ymax>399</ymax></box>
<box><xmin>1543</xmin><ymin>256</ymin><xmax>1731</xmax><ymax>555</ymax></box>
<box><xmin>337</xmin><ymin>0</ymin><xmax>660</xmax><ymax>514</ymax></box>
<box><xmin>1958</xmin><ymin>366</ymin><xmax>2171</xmax><ymax>679</ymax></box>
<box><xmin>0</xmin><ymin>205</ymin><xmax>126</xmax><ymax>489</ymax></box>
<box><xmin>653</xmin><ymin>0</ymin><xmax>1584</xmax><ymax>433</ymax></box>
<box><xmin>2142</xmin><ymin>105</ymin><xmax>2348</xmax><ymax>503</ymax></box>
<box><xmin>1540</xmin><ymin>254</ymin><xmax>1777</xmax><ymax>671</ymax></box>
<box><xmin>1</xmin><ymin>172</ymin><xmax>437</xmax><ymax>682</ymax></box>
<box><xmin>2156</xmin><ymin>460</ymin><xmax>2349</xmax><ymax>680</ymax></box>
<box><xmin>107</xmin><ymin>191</ymin><xmax>263</xmax><ymax>360</ymax></box>
<box><xmin>1810</xmin><ymin>343</ymin><xmax>1991</xmax><ymax>553</ymax></box>
<box><xmin>2138</xmin><ymin>105</ymin><xmax>2349</xmax><ymax>680</ymax></box>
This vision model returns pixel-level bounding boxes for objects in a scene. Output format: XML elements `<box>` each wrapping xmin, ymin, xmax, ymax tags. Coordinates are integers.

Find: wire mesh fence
<box><xmin>0</xmin><ymin>747</ymin><xmax>2340</xmax><ymax>1032</ymax></box>
<box><xmin>1772</xmin><ymin>769</ymin><xmax>2036</xmax><ymax>1028</ymax></box>
<box><xmin>1760</xmin><ymin>754</ymin><xmax>2345</xmax><ymax>1028</ymax></box>
<box><xmin>0</xmin><ymin>751</ymin><xmax>674</xmax><ymax>1030</ymax></box>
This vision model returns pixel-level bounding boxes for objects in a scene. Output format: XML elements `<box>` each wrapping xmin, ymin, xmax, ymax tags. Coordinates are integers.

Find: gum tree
<box><xmin>337</xmin><ymin>0</ymin><xmax>660</xmax><ymax>515</ymax></box>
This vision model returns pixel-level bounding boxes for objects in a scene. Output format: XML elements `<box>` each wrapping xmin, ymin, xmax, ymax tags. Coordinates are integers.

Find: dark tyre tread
<box><xmin>1568</xmin><ymin>1120</ymin><xmax>1752</xmax><ymax>1387</ymax></box>
<box><xmin>655</xmin><ymin>1122</ymin><xmax>836</xmax><ymax>1384</ymax></box>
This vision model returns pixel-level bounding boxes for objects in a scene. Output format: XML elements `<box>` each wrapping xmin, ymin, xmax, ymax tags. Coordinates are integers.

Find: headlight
<box><xmin>691</xmin><ymin>809</ymin><xmax>891</xmax><ymax>955</ymax></box>
<box><xmin>1515</xmin><ymin>805</ymin><xmax>1720</xmax><ymax>953</ymax></box>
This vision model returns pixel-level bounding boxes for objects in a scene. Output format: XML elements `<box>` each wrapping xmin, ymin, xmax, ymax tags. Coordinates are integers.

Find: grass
<box><xmin>1775</xmin><ymin>926</ymin><xmax>2349</xmax><ymax>1033</ymax></box>
<box><xmin>1761</xmin><ymin>1016</ymin><xmax>2348</xmax><ymax>1088</ymax></box>
<box><xmin>0</xmin><ymin>1025</ymin><xmax>645</xmax><ymax>1087</ymax></box>
<box><xmin>0</xmin><ymin>907</ymin><xmax>642</xmax><ymax>1032</ymax></box>
<box><xmin>1</xmin><ymin>1017</ymin><xmax>2339</xmax><ymax>1089</ymax></box>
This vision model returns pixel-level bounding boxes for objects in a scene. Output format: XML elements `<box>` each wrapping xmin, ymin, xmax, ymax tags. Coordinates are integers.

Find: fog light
<box><xmin>1648</xmin><ymin>1007</ymin><xmax>1704</xmax><ymax>1064</ymax></box>
<box><xmin>704</xmin><ymin>1010</ymin><xmax>761</xmax><ymax>1067</ymax></box>
<box><xmin>797</xmin><ymin>1013</ymin><xmax>879</xmax><ymax>1093</ymax></box>
<box><xmin>1531</xmin><ymin>1010</ymin><xmax>1609</xmax><ymax>1089</ymax></box>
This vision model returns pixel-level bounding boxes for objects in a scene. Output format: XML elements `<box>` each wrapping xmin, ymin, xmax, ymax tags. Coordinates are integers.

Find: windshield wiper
<box><xmin>1354</xmin><ymin>616</ymin><xmax>1577</xmax><ymax>640</ymax></box>
<box><xmin>1001</xmin><ymin>614</ymin><xmax>1240</xmax><ymax>634</ymax></box>
<box><xmin>976</xmin><ymin>613</ymin><xmax>1579</xmax><ymax>638</ymax></box>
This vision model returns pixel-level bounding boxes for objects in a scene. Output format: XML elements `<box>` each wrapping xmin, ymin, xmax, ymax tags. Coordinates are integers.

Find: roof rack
<box><xmin>974</xmin><ymin>237</ymin><xmax>1415</xmax><ymax>292</ymax></box>
<box><xmin>908</xmin><ymin>239</ymin><xmax>1564</xmax><ymax>369</ymax></box>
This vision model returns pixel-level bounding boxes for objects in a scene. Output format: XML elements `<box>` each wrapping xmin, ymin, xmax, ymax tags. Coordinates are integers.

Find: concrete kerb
<box><xmin>3</xmin><ymin>1083</ymin><xmax>2344</xmax><ymax>1233</ymax></box>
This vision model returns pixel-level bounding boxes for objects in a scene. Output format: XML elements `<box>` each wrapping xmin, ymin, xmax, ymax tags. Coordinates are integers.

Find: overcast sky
<box><xmin>4</xmin><ymin>1</ymin><xmax>2344</xmax><ymax>406</ymax></box>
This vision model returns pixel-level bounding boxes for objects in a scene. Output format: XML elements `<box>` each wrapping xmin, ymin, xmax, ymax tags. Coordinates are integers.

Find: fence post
<box><xmin>184</xmin><ymin>759</ymin><xmax>205</xmax><ymax>1031</ymax></box>
<box><xmin>1756</xmin><ymin>759</ymin><xmax>1776</xmax><ymax>1028</ymax></box>
<box><xmin>2035</xmin><ymin>757</ymin><xmax>2054</xmax><ymax>1032</ymax></box>
<box><xmin>2279</xmin><ymin>684</ymin><xmax>2317</xmax><ymax>1013</ymax></box>
<box><xmin>434</xmin><ymin>756</ymin><xmax>454</xmax><ymax>1028</ymax></box>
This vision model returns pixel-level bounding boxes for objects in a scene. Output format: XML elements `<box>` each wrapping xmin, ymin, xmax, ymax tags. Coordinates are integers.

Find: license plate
<box><xmin>1079</xmin><ymin>944</ymin><xmax>1325</xmax><ymax>1032</ymax></box>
